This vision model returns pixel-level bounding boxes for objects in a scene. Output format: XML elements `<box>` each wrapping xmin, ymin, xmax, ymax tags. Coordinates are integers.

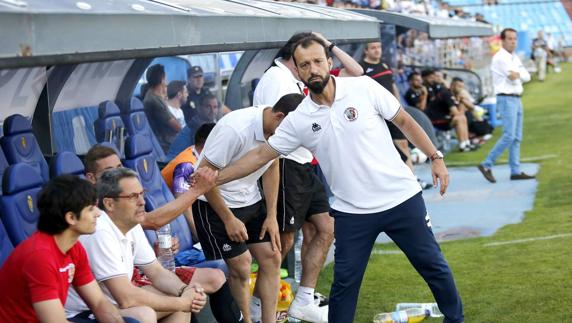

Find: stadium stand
<box><xmin>450</xmin><ymin>1</ymin><xmax>572</xmax><ymax>52</ymax></box>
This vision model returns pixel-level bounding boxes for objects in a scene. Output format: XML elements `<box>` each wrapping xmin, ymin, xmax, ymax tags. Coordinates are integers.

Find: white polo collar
<box><xmin>101</xmin><ymin>211</ymin><xmax>133</xmax><ymax>244</ymax></box>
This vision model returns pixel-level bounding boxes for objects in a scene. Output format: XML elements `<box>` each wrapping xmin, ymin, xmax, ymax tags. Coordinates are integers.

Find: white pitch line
<box><xmin>371</xmin><ymin>249</ymin><xmax>403</xmax><ymax>255</ymax></box>
<box><xmin>484</xmin><ymin>233</ymin><xmax>572</xmax><ymax>247</ymax></box>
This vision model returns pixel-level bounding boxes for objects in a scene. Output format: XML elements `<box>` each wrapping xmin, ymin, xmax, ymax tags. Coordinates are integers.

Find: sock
<box><xmin>209</xmin><ymin>282</ymin><xmax>245</xmax><ymax>323</ymax></box>
<box><xmin>250</xmin><ymin>295</ymin><xmax>261</xmax><ymax>319</ymax></box>
<box><xmin>251</xmin><ymin>295</ymin><xmax>261</xmax><ymax>307</ymax></box>
<box><xmin>294</xmin><ymin>286</ymin><xmax>315</xmax><ymax>306</ymax></box>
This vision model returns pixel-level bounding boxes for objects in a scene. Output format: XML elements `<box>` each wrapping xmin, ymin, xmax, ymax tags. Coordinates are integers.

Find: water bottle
<box><xmin>373</xmin><ymin>307</ymin><xmax>428</xmax><ymax>323</ymax></box>
<box><xmin>396</xmin><ymin>303</ymin><xmax>443</xmax><ymax>318</ymax></box>
<box><xmin>156</xmin><ymin>224</ymin><xmax>176</xmax><ymax>272</ymax></box>
<box><xmin>294</xmin><ymin>232</ymin><xmax>303</xmax><ymax>283</ymax></box>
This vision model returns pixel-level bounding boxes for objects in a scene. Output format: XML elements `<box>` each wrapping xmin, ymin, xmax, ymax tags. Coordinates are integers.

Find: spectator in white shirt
<box><xmin>478</xmin><ymin>28</ymin><xmax>535</xmax><ymax>183</ymax></box>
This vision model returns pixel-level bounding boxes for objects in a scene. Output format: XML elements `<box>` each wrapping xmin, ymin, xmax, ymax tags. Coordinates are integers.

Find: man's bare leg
<box><xmin>249</xmin><ymin>242</ymin><xmax>281</xmax><ymax>323</ymax></box>
<box><xmin>189</xmin><ymin>267</ymin><xmax>225</xmax><ymax>294</ymax></box>
<box><xmin>299</xmin><ymin>213</ymin><xmax>333</xmax><ymax>289</ymax></box>
<box><xmin>225</xmin><ymin>251</ymin><xmax>254</xmax><ymax>323</ymax></box>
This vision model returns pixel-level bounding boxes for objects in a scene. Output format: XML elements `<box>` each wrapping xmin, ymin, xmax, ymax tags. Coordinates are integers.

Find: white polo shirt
<box><xmin>198</xmin><ymin>106</ymin><xmax>274</xmax><ymax>208</ymax></box>
<box><xmin>491</xmin><ymin>47</ymin><xmax>531</xmax><ymax>95</ymax></box>
<box><xmin>65</xmin><ymin>212</ymin><xmax>156</xmax><ymax>318</ymax></box>
<box><xmin>268</xmin><ymin>76</ymin><xmax>421</xmax><ymax>214</ymax></box>
<box><xmin>253</xmin><ymin>58</ymin><xmax>314</xmax><ymax>165</ymax></box>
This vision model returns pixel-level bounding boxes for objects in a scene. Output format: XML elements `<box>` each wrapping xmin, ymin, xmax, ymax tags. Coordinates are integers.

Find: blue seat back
<box><xmin>49</xmin><ymin>151</ymin><xmax>85</xmax><ymax>179</ymax></box>
<box><xmin>121</xmin><ymin>97</ymin><xmax>166</xmax><ymax>162</ymax></box>
<box><xmin>0</xmin><ymin>163</ymin><xmax>43</xmax><ymax>246</ymax></box>
<box><xmin>1</xmin><ymin>114</ymin><xmax>49</xmax><ymax>183</ymax></box>
<box><xmin>0</xmin><ymin>221</ymin><xmax>14</xmax><ymax>267</ymax></box>
<box><xmin>94</xmin><ymin>101</ymin><xmax>125</xmax><ymax>153</ymax></box>
<box><xmin>0</xmin><ymin>149</ymin><xmax>9</xmax><ymax>196</ymax></box>
<box><xmin>123</xmin><ymin>134</ymin><xmax>193</xmax><ymax>249</ymax></box>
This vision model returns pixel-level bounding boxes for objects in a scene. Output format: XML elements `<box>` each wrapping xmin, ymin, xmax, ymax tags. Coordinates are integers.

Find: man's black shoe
<box><xmin>478</xmin><ymin>165</ymin><xmax>496</xmax><ymax>183</ymax></box>
<box><xmin>510</xmin><ymin>172</ymin><xmax>535</xmax><ymax>180</ymax></box>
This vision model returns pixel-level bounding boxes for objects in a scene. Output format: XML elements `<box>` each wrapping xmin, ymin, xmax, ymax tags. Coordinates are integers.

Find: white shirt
<box><xmin>65</xmin><ymin>212</ymin><xmax>156</xmax><ymax>318</ymax></box>
<box><xmin>168</xmin><ymin>104</ymin><xmax>186</xmax><ymax>128</ymax></box>
<box><xmin>268</xmin><ymin>76</ymin><xmax>420</xmax><ymax>214</ymax></box>
<box><xmin>491</xmin><ymin>47</ymin><xmax>531</xmax><ymax>95</ymax></box>
<box><xmin>198</xmin><ymin>106</ymin><xmax>274</xmax><ymax>208</ymax></box>
<box><xmin>253</xmin><ymin>58</ymin><xmax>314</xmax><ymax>164</ymax></box>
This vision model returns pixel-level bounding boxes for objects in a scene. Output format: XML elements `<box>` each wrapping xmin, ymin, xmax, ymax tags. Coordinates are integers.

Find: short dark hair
<box><xmin>146</xmin><ymin>64</ymin><xmax>165</xmax><ymax>88</ymax></box>
<box><xmin>96</xmin><ymin>168</ymin><xmax>139</xmax><ymax>211</ymax></box>
<box><xmin>421</xmin><ymin>69</ymin><xmax>436</xmax><ymax>78</ymax></box>
<box><xmin>277</xmin><ymin>32</ymin><xmax>313</xmax><ymax>60</ymax></box>
<box><xmin>451</xmin><ymin>77</ymin><xmax>464</xmax><ymax>83</ymax></box>
<box><xmin>201</xmin><ymin>94</ymin><xmax>218</xmax><ymax>107</ymax></box>
<box><xmin>194</xmin><ymin>123</ymin><xmax>215</xmax><ymax>148</ymax></box>
<box><xmin>37</xmin><ymin>175</ymin><xmax>97</xmax><ymax>234</ymax></box>
<box><xmin>500</xmin><ymin>28</ymin><xmax>517</xmax><ymax>40</ymax></box>
<box><xmin>407</xmin><ymin>71</ymin><xmax>420</xmax><ymax>82</ymax></box>
<box><xmin>85</xmin><ymin>145</ymin><xmax>118</xmax><ymax>174</ymax></box>
<box><xmin>291</xmin><ymin>34</ymin><xmax>330</xmax><ymax>67</ymax></box>
<box><xmin>272</xmin><ymin>93</ymin><xmax>305</xmax><ymax>116</ymax></box>
<box><xmin>167</xmin><ymin>80</ymin><xmax>187</xmax><ymax>99</ymax></box>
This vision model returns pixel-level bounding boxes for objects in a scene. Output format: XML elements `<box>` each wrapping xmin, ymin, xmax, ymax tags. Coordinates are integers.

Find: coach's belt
<box><xmin>497</xmin><ymin>93</ymin><xmax>521</xmax><ymax>97</ymax></box>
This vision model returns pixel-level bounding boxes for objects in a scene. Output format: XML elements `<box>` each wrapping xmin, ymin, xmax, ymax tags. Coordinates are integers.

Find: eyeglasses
<box><xmin>109</xmin><ymin>190</ymin><xmax>146</xmax><ymax>202</ymax></box>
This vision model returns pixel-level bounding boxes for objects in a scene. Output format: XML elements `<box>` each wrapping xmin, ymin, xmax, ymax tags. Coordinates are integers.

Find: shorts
<box><xmin>131</xmin><ymin>267</ymin><xmax>196</xmax><ymax>286</ymax></box>
<box><xmin>386</xmin><ymin>121</ymin><xmax>406</xmax><ymax>140</ymax></box>
<box><xmin>192</xmin><ymin>200</ymin><xmax>270</xmax><ymax>260</ymax></box>
<box><xmin>277</xmin><ymin>158</ymin><xmax>330</xmax><ymax>233</ymax></box>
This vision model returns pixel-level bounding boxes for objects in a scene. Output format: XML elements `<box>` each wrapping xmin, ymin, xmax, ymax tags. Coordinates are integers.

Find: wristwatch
<box><xmin>328</xmin><ymin>42</ymin><xmax>336</xmax><ymax>53</ymax></box>
<box><xmin>429</xmin><ymin>150</ymin><xmax>444</xmax><ymax>162</ymax></box>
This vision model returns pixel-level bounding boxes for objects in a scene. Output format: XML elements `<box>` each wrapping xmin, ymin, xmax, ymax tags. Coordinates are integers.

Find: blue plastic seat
<box><xmin>0</xmin><ymin>163</ymin><xmax>43</xmax><ymax>246</ymax></box>
<box><xmin>0</xmin><ymin>220</ymin><xmax>14</xmax><ymax>267</ymax></box>
<box><xmin>0</xmin><ymin>149</ymin><xmax>9</xmax><ymax>196</ymax></box>
<box><xmin>0</xmin><ymin>114</ymin><xmax>49</xmax><ymax>183</ymax></box>
<box><xmin>94</xmin><ymin>101</ymin><xmax>125</xmax><ymax>154</ymax></box>
<box><xmin>123</xmin><ymin>134</ymin><xmax>198</xmax><ymax>256</ymax></box>
<box><xmin>121</xmin><ymin>97</ymin><xmax>166</xmax><ymax>162</ymax></box>
<box><xmin>49</xmin><ymin>151</ymin><xmax>85</xmax><ymax>178</ymax></box>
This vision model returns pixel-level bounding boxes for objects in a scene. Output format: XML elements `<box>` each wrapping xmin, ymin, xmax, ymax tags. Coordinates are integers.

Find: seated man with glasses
<box><xmin>65</xmin><ymin>167</ymin><xmax>207</xmax><ymax>322</ymax></box>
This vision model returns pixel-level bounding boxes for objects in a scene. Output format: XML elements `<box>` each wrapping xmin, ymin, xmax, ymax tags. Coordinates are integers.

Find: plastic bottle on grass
<box><xmin>396</xmin><ymin>303</ymin><xmax>443</xmax><ymax>317</ymax></box>
<box><xmin>157</xmin><ymin>224</ymin><xmax>175</xmax><ymax>272</ymax></box>
<box><xmin>373</xmin><ymin>307</ymin><xmax>428</xmax><ymax>323</ymax></box>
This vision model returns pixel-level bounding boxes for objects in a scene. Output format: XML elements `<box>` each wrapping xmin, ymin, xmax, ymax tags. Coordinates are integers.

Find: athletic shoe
<box><xmin>288</xmin><ymin>300</ymin><xmax>329</xmax><ymax>323</ymax></box>
<box><xmin>314</xmin><ymin>292</ymin><xmax>329</xmax><ymax>307</ymax></box>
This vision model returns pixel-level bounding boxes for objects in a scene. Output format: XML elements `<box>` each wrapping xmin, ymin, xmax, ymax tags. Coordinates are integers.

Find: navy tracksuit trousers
<box><xmin>328</xmin><ymin>192</ymin><xmax>464</xmax><ymax>323</ymax></box>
